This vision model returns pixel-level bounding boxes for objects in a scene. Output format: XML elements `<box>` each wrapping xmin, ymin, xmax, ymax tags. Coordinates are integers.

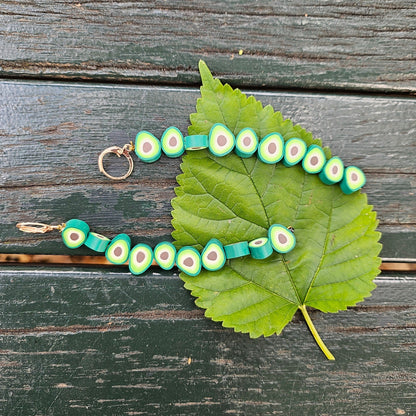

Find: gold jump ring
<box><xmin>98</xmin><ymin>143</ymin><xmax>134</xmax><ymax>181</ymax></box>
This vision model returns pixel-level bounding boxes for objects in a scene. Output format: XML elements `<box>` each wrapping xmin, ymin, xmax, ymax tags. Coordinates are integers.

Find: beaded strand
<box><xmin>61</xmin><ymin>219</ymin><xmax>296</xmax><ymax>277</ymax></box>
<box><xmin>133</xmin><ymin>123</ymin><xmax>366</xmax><ymax>195</ymax></box>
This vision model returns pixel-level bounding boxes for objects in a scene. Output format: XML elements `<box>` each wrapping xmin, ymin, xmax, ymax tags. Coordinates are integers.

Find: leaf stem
<box><xmin>299</xmin><ymin>305</ymin><xmax>335</xmax><ymax>361</ymax></box>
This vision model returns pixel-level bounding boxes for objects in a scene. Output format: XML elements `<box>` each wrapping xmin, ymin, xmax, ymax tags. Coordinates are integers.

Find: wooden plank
<box><xmin>1</xmin><ymin>80</ymin><xmax>415</xmax><ymax>259</ymax></box>
<box><xmin>0</xmin><ymin>267</ymin><xmax>415</xmax><ymax>415</ymax></box>
<box><xmin>0</xmin><ymin>1</ymin><xmax>415</xmax><ymax>92</ymax></box>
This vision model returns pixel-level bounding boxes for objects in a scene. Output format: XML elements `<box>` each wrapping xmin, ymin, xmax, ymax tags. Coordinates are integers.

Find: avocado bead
<box><xmin>62</xmin><ymin>219</ymin><xmax>90</xmax><ymax>249</ymax></box>
<box><xmin>105</xmin><ymin>234</ymin><xmax>131</xmax><ymax>264</ymax></box>
<box><xmin>340</xmin><ymin>166</ymin><xmax>366</xmax><ymax>194</ymax></box>
<box><xmin>135</xmin><ymin>131</ymin><xmax>162</xmax><ymax>163</ymax></box>
<box><xmin>283</xmin><ymin>138</ymin><xmax>307</xmax><ymax>167</ymax></box>
<box><xmin>268</xmin><ymin>224</ymin><xmax>296</xmax><ymax>254</ymax></box>
<box><xmin>201</xmin><ymin>238</ymin><xmax>226</xmax><ymax>271</ymax></box>
<box><xmin>161</xmin><ymin>127</ymin><xmax>184</xmax><ymax>158</ymax></box>
<box><xmin>129</xmin><ymin>243</ymin><xmax>154</xmax><ymax>275</ymax></box>
<box><xmin>257</xmin><ymin>133</ymin><xmax>284</xmax><ymax>164</ymax></box>
<box><xmin>208</xmin><ymin>123</ymin><xmax>235</xmax><ymax>157</ymax></box>
<box><xmin>319</xmin><ymin>156</ymin><xmax>344</xmax><ymax>185</ymax></box>
<box><xmin>176</xmin><ymin>247</ymin><xmax>202</xmax><ymax>276</ymax></box>
<box><xmin>154</xmin><ymin>241</ymin><xmax>177</xmax><ymax>270</ymax></box>
<box><xmin>302</xmin><ymin>145</ymin><xmax>326</xmax><ymax>174</ymax></box>
<box><xmin>235</xmin><ymin>127</ymin><xmax>258</xmax><ymax>158</ymax></box>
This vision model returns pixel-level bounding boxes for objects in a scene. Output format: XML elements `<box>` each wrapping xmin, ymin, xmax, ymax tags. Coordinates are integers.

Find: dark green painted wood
<box><xmin>0</xmin><ymin>267</ymin><xmax>415</xmax><ymax>415</ymax></box>
<box><xmin>0</xmin><ymin>80</ymin><xmax>415</xmax><ymax>259</ymax></box>
<box><xmin>0</xmin><ymin>1</ymin><xmax>415</xmax><ymax>92</ymax></box>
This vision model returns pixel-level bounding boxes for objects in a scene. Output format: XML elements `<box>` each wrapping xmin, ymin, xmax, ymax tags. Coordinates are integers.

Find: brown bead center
<box><xmin>207</xmin><ymin>251</ymin><xmax>217</xmax><ymax>261</ymax></box>
<box><xmin>169</xmin><ymin>136</ymin><xmax>177</xmax><ymax>147</ymax></box>
<box><xmin>114</xmin><ymin>247</ymin><xmax>123</xmax><ymax>257</ymax></box>
<box><xmin>70</xmin><ymin>232</ymin><xmax>79</xmax><ymax>241</ymax></box>
<box><xmin>278</xmin><ymin>233</ymin><xmax>288</xmax><ymax>244</ymax></box>
<box><xmin>160</xmin><ymin>251</ymin><xmax>169</xmax><ymax>261</ymax></box>
<box><xmin>217</xmin><ymin>134</ymin><xmax>227</xmax><ymax>146</ymax></box>
<box><xmin>136</xmin><ymin>251</ymin><xmax>145</xmax><ymax>263</ymax></box>
<box><xmin>310</xmin><ymin>156</ymin><xmax>319</xmax><ymax>166</ymax></box>
<box><xmin>143</xmin><ymin>142</ymin><xmax>152</xmax><ymax>153</ymax></box>
<box><xmin>243</xmin><ymin>136</ymin><xmax>251</xmax><ymax>146</ymax></box>
<box><xmin>268</xmin><ymin>142</ymin><xmax>277</xmax><ymax>154</ymax></box>
<box><xmin>183</xmin><ymin>257</ymin><xmax>194</xmax><ymax>267</ymax></box>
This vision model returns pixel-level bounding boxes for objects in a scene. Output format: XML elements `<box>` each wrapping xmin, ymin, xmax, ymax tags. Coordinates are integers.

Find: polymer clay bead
<box><xmin>62</xmin><ymin>219</ymin><xmax>90</xmax><ymax>249</ymax></box>
<box><xmin>201</xmin><ymin>238</ymin><xmax>226</xmax><ymax>271</ymax></box>
<box><xmin>208</xmin><ymin>123</ymin><xmax>235</xmax><ymax>157</ymax></box>
<box><xmin>184</xmin><ymin>135</ymin><xmax>209</xmax><ymax>150</ymax></box>
<box><xmin>235</xmin><ymin>127</ymin><xmax>258</xmax><ymax>158</ymax></box>
<box><xmin>248</xmin><ymin>237</ymin><xmax>273</xmax><ymax>259</ymax></box>
<box><xmin>257</xmin><ymin>133</ymin><xmax>284</xmax><ymax>164</ymax></box>
<box><xmin>283</xmin><ymin>138</ymin><xmax>307</xmax><ymax>167</ymax></box>
<box><xmin>161</xmin><ymin>126</ymin><xmax>185</xmax><ymax>158</ymax></box>
<box><xmin>135</xmin><ymin>131</ymin><xmax>162</xmax><ymax>163</ymax></box>
<box><xmin>319</xmin><ymin>156</ymin><xmax>344</xmax><ymax>185</ymax></box>
<box><xmin>340</xmin><ymin>166</ymin><xmax>366</xmax><ymax>194</ymax></box>
<box><xmin>154</xmin><ymin>241</ymin><xmax>177</xmax><ymax>270</ymax></box>
<box><xmin>268</xmin><ymin>224</ymin><xmax>296</xmax><ymax>254</ymax></box>
<box><xmin>129</xmin><ymin>243</ymin><xmax>154</xmax><ymax>275</ymax></box>
<box><xmin>302</xmin><ymin>144</ymin><xmax>326</xmax><ymax>174</ymax></box>
<box><xmin>176</xmin><ymin>246</ymin><xmax>202</xmax><ymax>276</ymax></box>
<box><xmin>84</xmin><ymin>232</ymin><xmax>111</xmax><ymax>252</ymax></box>
<box><xmin>105</xmin><ymin>233</ymin><xmax>131</xmax><ymax>264</ymax></box>
<box><xmin>224</xmin><ymin>241</ymin><xmax>250</xmax><ymax>259</ymax></box>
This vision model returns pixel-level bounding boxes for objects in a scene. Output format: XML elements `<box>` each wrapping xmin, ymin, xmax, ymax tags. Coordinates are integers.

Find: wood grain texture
<box><xmin>0</xmin><ymin>267</ymin><xmax>415</xmax><ymax>415</ymax></box>
<box><xmin>0</xmin><ymin>1</ymin><xmax>415</xmax><ymax>92</ymax></box>
<box><xmin>1</xmin><ymin>80</ymin><xmax>415</xmax><ymax>258</ymax></box>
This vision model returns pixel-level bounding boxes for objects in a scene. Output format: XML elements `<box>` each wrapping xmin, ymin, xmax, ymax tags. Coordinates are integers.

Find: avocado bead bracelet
<box><xmin>98</xmin><ymin>123</ymin><xmax>366</xmax><ymax>195</ymax></box>
<box><xmin>16</xmin><ymin>220</ymin><xmax>296</xmax><ymax>277</ymax></box>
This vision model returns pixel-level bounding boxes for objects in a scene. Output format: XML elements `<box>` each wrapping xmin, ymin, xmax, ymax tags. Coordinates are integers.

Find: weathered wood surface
<box><xmin>1</xmin><ymin>1</ymin><xmax>415</xmax><ymax>412</ymax></box>
<box><xmin>0</xmin><ymin>80</ymin><xmax>415</xmax><ymax>259</ymax></box>
<box><xmin>1</xmin><ymin>1</ymin><xmax>415</xmax><ymax>92</ymax></box>
<box><xmin>0</xmin><ymin>267</ymin><xmax>415</xmax><ymax>415</ymax></box>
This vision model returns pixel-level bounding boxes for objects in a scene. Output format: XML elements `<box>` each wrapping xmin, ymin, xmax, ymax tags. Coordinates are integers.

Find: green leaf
<box><xmin>171</xmin><ymin>60</ymin><xmax>382</xmax><ymax>359</ymax></box>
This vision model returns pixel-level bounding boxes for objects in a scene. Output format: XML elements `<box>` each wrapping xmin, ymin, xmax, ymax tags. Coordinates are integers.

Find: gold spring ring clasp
<box><xmin>98</xmin><ymin>142</ymin><xmax>135</xmax><ymax>181</ymax></box>
<box><xmin>16</xmin><ymin>222</ymin><xmax>66</xmax><ymax>233</ymax></box>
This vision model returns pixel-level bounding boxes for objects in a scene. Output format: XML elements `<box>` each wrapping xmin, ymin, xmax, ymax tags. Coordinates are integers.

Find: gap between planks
<box><xmin>0</xmin><ymin>254</ymin><xmax>415</xmax><ymax>272</ymax></box>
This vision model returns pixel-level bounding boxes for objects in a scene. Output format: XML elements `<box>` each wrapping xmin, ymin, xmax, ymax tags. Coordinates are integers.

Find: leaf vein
<box><xmin>228</xmin><ymin>264</ymin><xmax>297</xmax><ymax>305</ymax></box>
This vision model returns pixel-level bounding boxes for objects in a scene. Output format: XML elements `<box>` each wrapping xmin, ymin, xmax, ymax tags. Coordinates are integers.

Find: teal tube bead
<box><xmin>224</xmin><ymin>241</ymin><xmax>250</xmax><ymax>259</ymax></box>
<box><xmin>248</xmin><ymin>237</ymin><xmax>273</xmax><ymax>259</ymax></box>
<box><xmin>184</xmin><ymin>135</ymin><xmax>209</xmax><ymax>150</ymax></box>
<box><xmin>84</xmin><ymin>232</ymin><xmax>111</xmax><ymax>252</ymax></box>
